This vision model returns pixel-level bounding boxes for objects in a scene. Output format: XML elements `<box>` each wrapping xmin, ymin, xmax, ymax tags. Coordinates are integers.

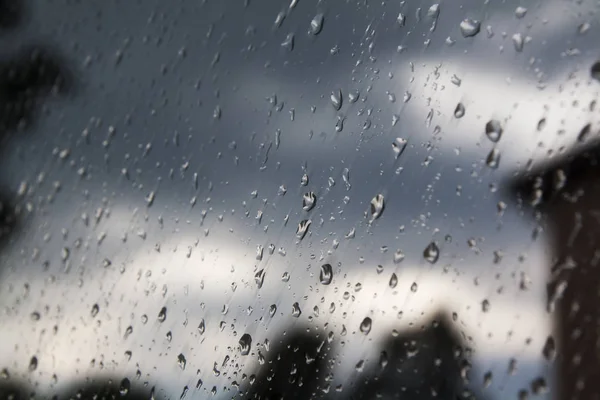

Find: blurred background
<box><xmin>0</xmin><ymin>0</ymin><xmax>598</xmax><ymax>399</ymax></box>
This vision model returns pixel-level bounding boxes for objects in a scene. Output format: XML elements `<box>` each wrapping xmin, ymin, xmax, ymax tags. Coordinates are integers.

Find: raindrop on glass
<box><xmin>454</xmin><ymin>103</ymin><xmax>465</xmax><ymax>118</ymax></box>
<box><xmin>359</xmin><ymin>317</ymin><xmax>372</xmax><ymax>335</ymax></box>
<box><xmin>485</xmin><ymin>120</ymin><xmax>503</xmax><ymax>142</ymax></box>
<box><xmin>331</xmin><ymin>89</ymin><xmax>342</xmax><ymax>111</ymax></box>
<box><xmin>158</xmin><ymin>306</ymin><xmax>167</xmax><ymax>323</ymax></box>
<box><xmin>389</xmin><ymin>273</ymin><xmax>398</xmax><ymax>289</ymax></box>
<box><xmin>410</xmin><ymin>282</ymin><xmax>418</xmax><ymax>292</ymax></box>
<box><xmin>296</xmin><ymin>219</ymin><xmax>311</xmax><ymax>240</ymax></box>
<box><xmin>423</xmin><ymin>242</ymin><xmax>440</xmax><ymax>263</ymax></box>
<box><xmin>486</xmin><ymin>148</ymin><xmax>501</xmax><ymax>169</ymax></box>
<box><xmin>303</xmin><ymin>192</ymin><xmax>316</xmax><ymax>211</ymax></box>
<box><xmin>514</xmin><ymin>6</ymin><xmax>527</xmax><ymax>18</ymax></box>
<box><xmin>394</xmin><ymin>250</ymin><xmax>405</xmax><ymax>264</ymax></box>
<box><xmin>392</xmin><ymin>137</ymin><xmax>407</xmax><ymax>159</ymax></box>
<box><xmin>292</xmin><ymin>302</ymin><xmax>302</xmax><ymax>318</ymax></box>
<box><xmin>281</xmin><ymin>33</ymin><xmax>295</xmax><ymax>51</ymax></box>
<box><xmin>177</xmin><ymin>354</ymin><xmax>187</xmax><ymax>370</ymax></box>
<box><xmin>460</xmin><ymin>19</ymin><xmax>481</xmax><ymax>37</ymax></box>
<box><xmin>198</xmin><ymin>319</ymin><xmax>206</xmax><ymax>334</ymax></box>
<box><xmin>369</xmin><ymin>194</ymin><xmax>385</xmax><ymax>222</ymax></box>
<box><xmin>91</xmin><ymin>303</ymin><xmax>99</xmax><ymax>318</ymax></box>
<box><xmin>309</xmin><ymin>13</ymin><xmax>324</xmax><ymax>35</ymax></box>
<box><xmin>239</xmin><ymin>334</ymin><xmax>252</xmax><ymax>356</ymax></box>
<box><xmin>512</xmin><ymin>33</ymin><xmax>524</xmax><ymax>52</ymax></box>
<box><xmin>320</xmin><ymin>264</ymin><xmax>333</xmax><ymax>285</ymax></box>
<box><xmin>119</xmin><ymin>378</ymin><xmax>130</xmax><ymax>396</ymax></box>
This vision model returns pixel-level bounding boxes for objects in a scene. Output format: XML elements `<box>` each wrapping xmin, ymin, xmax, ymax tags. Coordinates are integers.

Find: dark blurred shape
<box><xmin>0</xmin><ymin>194</ymin><xmax>17</xmax><ymax>250</ymax></box>
<box><xmin>0</xmin><ymin>44</ymin><xmax>75</xmax><ymax>145</ymax></box>
<box><xmin>510</xmin><ymin>141</ymin><xmax>600</xmax><ymax>400</ymax></box>
<box><xmin>0</xmin><ymin>0</ymin><xmax>26</xmax><ymax>32</ymax></box>
<box><xmin>350</xmin><ymin>312</ymin><xmax>474</xmax><ymax>400</ymax></box>
<box><xmin>0</xmin><ymin>375</ymin><xmax>161</xmax><ymax>400</ymax></box>
<box><xmin>243</xmin><ymin>330</ymin><xmax>329</xmax><ymax>400</ymax></box>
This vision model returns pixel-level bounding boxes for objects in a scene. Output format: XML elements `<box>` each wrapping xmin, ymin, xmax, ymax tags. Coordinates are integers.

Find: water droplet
<box><xmin>281</xmin><ymin>33</ymin><xmax>295</xmax><ymax>51</ymax></box>
<box><xmin>177</xmin><ymin>353</ymin><xmax>187</xmax><ymax>370</ymax></box>
<box><xmin>392</xmin><ymin>137</ymin><xmax>407</xmax><ymax>159</ymax></box>
<box><xmin>296</xmin><ymin>219</ymin><xmax>311</xmax><ymax>240</ymax></box>
<box><xmin>320</xmin><ymin>263</ymin><xmax>333</xmax><ymax>285</ymax></box>
<box><xmin>239</xmin><ymin>333</ymin><xmax>252</xmax><ymax>356</ymax></box>
<box><xmin>292</xmin><ymin>302</ymin><xmax>302</xmax><ymax>317</ymax></box>
<box><xmin>542</xmin><ymin>336</ymin><xmax>556</xmax><ymax>361</ymax></box>
<box><xmin>359</xmin><ymin>317</ymin><xmax>372</xmax><ymax>335</ymax></box>
<box><xmin>483</xmin><ymin>371</ymin><xmax>493</xmax><ymax>388</ymax></box>
<box><xmin>410</xmin><ymin>282</ymin><xmax>418</xmax><ymax>292</ymax></box>
<box><xmin>512</xmin><ymin>33</ymin><xmax>524</xmax><ymax>52</ymax></box>
<box><xmin>348</xmin><ymin>90</ymin><xmax>360</xmax><ymax>103</ymax></box>
<box><xmin>486</xmin><ymin>148</ymin><xmax>501</xmax><ymax>169</ymax></box>
<box><xmin>537</xmin><ymin>118</ymin><xmax>546</xmax><ymax>131</ymax></box>
<box><xmin>158</xmin><ymin>306</ymin><xmax>167</xmax><ymax>323</ymax></box>
<box><xmin>269</xmin><ymin>304</ymin><xmax>277</xmax><ymax>317</ymax></box>
<box><xmin>198</xmin><ymin>319</ymin><xmax>206</xmax><ymax>334</ymax></box>
<box><xmin>578</xmin><ymin>123</ymin><xmax>592</xmax><ymax>142</ymax></box>
<box><xmin>482</xmin><ymin>299</ymin><xmax>490</xmax><ymax>312</ymax></box>
<box><xmin>394</xmin><ymin>250</ymin><xmax>405</xmax><ymax>264</ymax></box>
<box><xmin>119</xmin><ymin>378</ymin><xmax>130</xmax><ymax>396</ymax></box>
<box><xmin>91</xmin><ymin>303</ymin><xmax>99</xmax><ymax>317</ymax></box>
<box><xmin>342</xmin><ymin>168</ymin><xmax>351</xmax><ymax>190</ymax></box>
<box><xmin>302</xmin><ymin>192</ymin><xmax>316</xmax><ymax>211</ymax></box>
<box><xmin>389</xmin><ymin>273</ymin><xmax>398</xmax><ymax>288</ymax></box>
<box><xmin>256</xmin><ymin>245</ymin><xmax>264</xmax><ymax>261</ymax></box>
<box><xmin>301</xmin><ymin>173</ymin><xmax>309</xmax><ymax>186</ymax></box>
<box><xmin>255</xmin><ymin>269</ymin><xmax>266</xmax><ymax>289</ymax></box>
<box><xmin>180</xmin><ymin>386</ymin><xmax>189</xmax><ymax>400</ymax></box>
<box><xmin>485</xmin><ymin>120</ymin><xmax>503</xmax><ymax>142</ymax></box>
<box><xmin>423</xmin><ymin>242</ymin><xmax>440</xmax><ymax>263</ymax></box>
<box><xmin>397</xmin><ymin>13</ymin><xmax>406</xmax><ymax>27</ymax></box>
<box><xmin>454</xmin><ymin>103</ymin><xmax>465</xmax><ymax>118</ymax></box>
<box><xmin>28</xmin><ymin>356</ymin><xmax>38</xmax><ymax>372</ymax></box>
<box><xmin>274</xmin><ymin>11</ymin><xmax>286</xmax><ymax>29</ymax></box>
<box><xmin>370</xmin><ymin>194</ymin><xmax>385</xmax><ymax>222</ymax></box>
<box><xmin>460</xmin><ymin>19</ymin><xmax>481</xmax><ymax>37</ymax></box>
<box><xmin>309</xmin><ymin>13</ymin><xmax>324</xmax><ymax>35</ymax></box>
<box><xmin>331</xmin><ymin>89</ymin><xmax>342</xmax><ymax>111</ymax></box>
<box><xmin>514</xmin><ymin>6</ymin><xmax>527</xmax><ymax>18</ymax></box>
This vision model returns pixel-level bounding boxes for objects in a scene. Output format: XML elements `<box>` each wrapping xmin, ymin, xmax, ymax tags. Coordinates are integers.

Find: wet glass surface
<box><xmin>0</xmin><ymin>0</ymin><xmax>599</xmax><ymax>399</ymax></box>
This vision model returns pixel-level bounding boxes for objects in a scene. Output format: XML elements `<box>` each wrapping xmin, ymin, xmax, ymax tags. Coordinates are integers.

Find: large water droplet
<box><xmin>397</xmin><ymin>13</ymin><xmax>406</xmax><ymax>27</ymax></box>
<box><xmin>198</xmin><ymin>319</ymin><xmax>206</xmax><ymax>334</ymax></box>
<box><xmin>454</xmin><ymin>103</ymin><xmax>465</xmax><ymax>118</ymax></box>
<box><xmin>486</xmin><ymin>148</ymin><xmax>501</xmax><ymax>169</ymax></box>
<box><xmin>370</xmin><ymin>194</ymin><xmax>385</xmax><ymax>222</ymax></box>
<box><xmin>542</xmin><ymin>336</ymin><xmax>556</xmax><ymax>361</ymax></box>
<box><xmin>158</xmin><ymin>306</ymin><xmax>167</xmax><ymax>323</ymax></box>
<box><xmin>292</xmin><ymin>302</ymin><xmax>302</xmax><ymax>317</ymax></box>
<box><xmin>303</xmin><ymin>192</ymin><xmax>316</xmax><ymax>211</ymax></box>
<box><xmin>331</xmin><ymin>89</ymin><xmax>342</xmax><ymax>111</ymax></box>
<box><xmin>309</xmin><ymin>13</ymin><xmax>324</xmax><ymax>35</ymax></box>
<box><xmin>423</xmin><ymin>242</ymin><xmax>439</xmax><ymax>263</ymax></box>
<box><xmin>512</xmin><ymin>33</ymin><xmax>524</xmax><ymax>52</ymax></box>
<box><xmin>511</xmin><ymin>6</ymin><xmax>527</xmax><ymax>19</ymax></box>
<box><xmin>91</xmin><ymin>303</ymin><xmax>99</xmax><ymax>318</ymax></box>
<box><xmin>578</xmin><ymin>123</ymin><xmax>592</xmax><ymax>142</ymax></box>
<box><xmin>28</xmin><ymin>356</ymin><xmax>38</xmax><ymax>372</ymax></box>
<box><xmin>485</xmin><ymin>120</ymin><xmax>503</xmax><ymax>142</ymax></box>
<box><xmin>320</xmin><ymin>264</ymin><xmax>333</xmax><ymax>285</ymax></box>
<box><xmin>591</xmin><ymin>61</ymin><xmax>600</xmax><ymax>82</ymax></box>
<box><xmin>360</xmin><ymin>317</ymin><xmax>372</xmax><ymax>335</ymax></box>
<box><xmin>392</xmin><ymin>137</ymin><xmax>407</xmax><ymax>159</ymax></box>
<box><xmin>460</xmin><ymin>19</ymin><xmax>481</xmax><ymax>37</ymax></box>
<box><xmin>389</xmin><ymin>273</ymin><xmax>398</xmax><ymax>288</ymax></box>
<box><xmin>119</xmin><ymin>378</ymin><xmax>130</xmax><ymax>396</ymax></box>
<box><xmin>239</xmin><ymin>334</ymin><xmax>252</xmax><ymax>356</ymax></box>
<box><xmin>255</xmin><ymin>269</ymin><xmax>266</xmax><ymax>289</ymax></box>
<box><xmin>281</xmin><ymin>33</ymin><xmax>295</xmax><ymax>51</ymax></box>
<box><xmin>394</xmin><ymin>250</ymin><xmax>405</xmax><ymax>264</ymax></box>
<box><xmin>296</xmin><ymin>219</ymin><xmax>311</xmax><ymax>240</ymax></box>
<box><xmin>177</xmin><ymin>353</ymin><xmax>187</xmax><ymax>370</ymax></box>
